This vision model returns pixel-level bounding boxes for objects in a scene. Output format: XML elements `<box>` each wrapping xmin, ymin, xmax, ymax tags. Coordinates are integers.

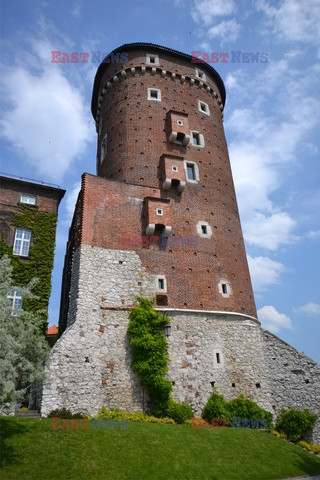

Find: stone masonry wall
<box><xmin>262</xmin><ymin>330</ymin><xmax>320</xmax><ymax>444</ymax></box>
<box><xmin>42</xmin><ymin>244</ymin><xmax>320</xmax><ymax>443</ymax></box>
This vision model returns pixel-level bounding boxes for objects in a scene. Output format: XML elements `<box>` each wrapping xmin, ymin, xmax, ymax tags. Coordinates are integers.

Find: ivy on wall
<box><xmin>128</xmin><ymin>297</ymin><xmax>172</xmax><ymax>417</ymax></box>
<box><xmin>0</xmin><ymin>204</ymin><xmax>58</xmax><ymax>333</ymax></box>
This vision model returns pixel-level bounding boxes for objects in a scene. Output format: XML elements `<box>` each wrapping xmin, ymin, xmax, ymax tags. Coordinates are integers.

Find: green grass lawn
<box><xmin>1</xmin><ymin>417</ymin><xmax>319</xmax><ymax>480</ymax></box>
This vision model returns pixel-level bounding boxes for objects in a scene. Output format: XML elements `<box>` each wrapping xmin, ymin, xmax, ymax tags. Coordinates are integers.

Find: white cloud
<box><xmin>65</xmin><ymin>181</ymin><xmax>81</xmax><ymax>221</ymax></box>
<box><xmin>0</xmin><ymin>41</ymin><xmax>93</xmax><ymax>182</ymax></box>
<box><xmin>192</xmin><ymin>0</ymin><xmax>236</xmax><ymax>25</ymax></box>
<box><xmin>244</xmin><ymin>212</ymin><xmax>296</xmax><ymax>250</ymax></box>
<box><xmin>307</xmin><ymin>230</ymin><xmax>320</xmax><ymax>240</ymax></box>
<box><xmin>295</xmin><ymin>303</ymin><xmax>320</xmax><ymax>315</ymax></box>
<box><xmin>248</xmin><ymin>255</ymin><xmax>286</xmax><ymax>291</ymax></box>
<box><xmin>207</xmin><ymin>19</ymin><xmax>242</xmax><ymax>44</ymax></box>
<box><xmin>258</xmin><ymin>305</ymin><xmax>293</xmax><ymax>332</ymax></box>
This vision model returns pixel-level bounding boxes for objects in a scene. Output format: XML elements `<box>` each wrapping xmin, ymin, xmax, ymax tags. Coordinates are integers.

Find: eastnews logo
<box><xmin>51</xmin><ymin>51</ymin><xmax>128</xmax><ymax>64</ymax></box>
<box><xmin>51</xmin><ymin>417</ymin><xmax>128</xmax><ymax>429</ymax></box>
<box><xmin>191</xmin><ymin>417</ymin><xmax>269</xmax><ymax>429</ymax></box>
<box><xmin>191</xmin><ymin>51</ymin><xmax>268</xmax><ymax>64</ymax></box>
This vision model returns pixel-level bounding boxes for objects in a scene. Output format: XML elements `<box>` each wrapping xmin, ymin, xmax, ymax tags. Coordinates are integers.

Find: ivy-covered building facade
<box><xmin>0</xmin><ymin>173</ymin><xmax>65</xmax><ymax>331</ymax></box>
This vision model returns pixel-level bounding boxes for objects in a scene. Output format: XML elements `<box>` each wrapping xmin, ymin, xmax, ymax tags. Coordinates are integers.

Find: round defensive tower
<box><xmin>91</xmin><ymin>42</ymin><xmax>257</xmax><ymax>318</ymax></box>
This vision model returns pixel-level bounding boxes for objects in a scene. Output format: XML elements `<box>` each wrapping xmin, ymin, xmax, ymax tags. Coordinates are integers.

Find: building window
<box><xmin>172</xmin><ymin>166</ymin><xmax>178</xmax><ymax>172</ymax></box>
<box><xmin>195</xmin><ymin>68</ymin><xmax>206</xmax><ymax>81</ymax></box>
<box><xmin>197</xmin><ymin>221</ymin><xmax>212</xmax><ymax>238</ymax></box>
<box><xmin>13</xmin><ymin>229</ymin><xmax>31</xmax><ymax>257</ymax></box>
<box><xmin>20</xmin><ymin>195</ymin><xmax>36</xmax><ymax>205</ymax></box>
<box><xmin>216</xmin><ymin>352</ymin><xmax>220</xmax><ymax>364</ymax></box>
<box><xmin>198</xmin><ymin>100</ymin><xmax>210</xmax><ymax>115</ymax></box>
<box><xmin>218</xmin><ymin>280</ymin><xmax>232</xmax><ymax>298</ymax></box>
<box><xmin>7</xmin><ymin>289</ymin><xmax>22</xmax><ymax>315</ymax></box>
<box><xmin>187</xmin><ymin>164</ymin><xmax>195</xmax><ymax>180</ymax></box>
<box><xmin>100</xmin><ymin>133</ymin><xmax>107</xmax><ymax>164</ymax></box>
<box><xmin>184</xmin><ymin>161</ymin><xmax>199</xmax><ymax>183</ymax></box>
<box><xmin>191</xmin><ymin>131</ymin><xmax>205</xmax><ymax>147</ymax></box>
<box><xmin>156</xmin><ymin>208</ymin><xmax>163</xmax><ymax>216</ymax></box>
<box><xmin>147</xmin><ymin>88</ymin><xmax>161</xmax><ymax>101</ymax></box>
<box><xmin>156</xmin><ymin>275</ymin><xmax>167</xmax><ymax>292</ymax></box>
<box><xmin>146</xmin><ymin>53</ymin><xmax>159</xmax><ymax>65</ymax></box>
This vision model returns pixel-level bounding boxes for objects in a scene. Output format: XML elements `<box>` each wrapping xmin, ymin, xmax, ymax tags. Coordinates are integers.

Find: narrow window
<box><xmin>192</xmin><ymin>132</ymin><xmax>200</xmax><ymax>145</ymax></box>
<box><xmin>186</xmin><ymin>164</ymin><xmax>195</xmax><ymax>180</ymax></box>
<box><xmin>221</xmin><ymin>283</ymin><xmax>228</xmax><ymax>294</ymax></box>
<box><xmin>158</xmin><ymin>278</ymin><xmax>165</xmax><ymax>290</ymax></box>
<box><xmin>13</xmin><ymin>229</ymin><xmax>31</xmax><ymax>257</ymax></box>
<box><xmin>7</xmin><ymin>289</ymin><xmax>22</xmax><ymax>315</ymax></box>
<box><xmin>201</xmin><ymin>225</ymin><xmax>207</xmax><ymax>235</ymax></box>
<box><xmin>20</xmin><ymin>195</ymin><xmax>36</xmax><ymax>205</ymax></box>
<box><xmin>216</xmin><ymin>352</ymin><xmax>220</xmax><ymax>364</ymax></box>
<box><xmin>100</xmin><ymin>133</ymin><xmax>107</xmax><ymax>164</ymax></box>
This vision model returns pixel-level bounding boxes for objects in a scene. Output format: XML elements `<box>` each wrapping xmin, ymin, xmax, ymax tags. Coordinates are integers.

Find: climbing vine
<box><xmin>128</xmin><ymin>297</ymin><xmax>172</xmax><ymax>416</ymax></box>
<box><xmin>0</xmin><ymin>204</ymin><xmax>58</xmax><ymax>333</ymax></box>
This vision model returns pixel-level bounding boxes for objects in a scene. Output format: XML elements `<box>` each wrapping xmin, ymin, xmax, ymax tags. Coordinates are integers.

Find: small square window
<box><xmin>156</xmin><ymin>208</ymin><xmax>163</xmax><ymax>216</ymax></box>
<box><xmin>195</xmin><ymin>69</ymin><xmax>206</xmax><ymax>81</ymax></box>
<box><xmin>146</xmin><ymin>53</ymin><xmax>159</xmax><ymax>65</ymax></box>
<box><xmin>20</xmin><ymin>195</ymin><xmax>36</xmax><ymax>205</ymax></box>
<box><xmin>176</xmin><ymin>132</ymin><xmax>185</xmax><ymax>143</ymax></box>
<box><xmin>148</xmin><ymin>88</ymin><xmax>161</xmax><ymax>101</ymax></box>
<box><xmin>198</xmin><ymin>100</ymin><xmax>210</xmax><ymax>115</ymax></box>
<box><xmin>172</xmin><ymin>166</ymin><xmax>178</xmax><ymax>172</ymax></box>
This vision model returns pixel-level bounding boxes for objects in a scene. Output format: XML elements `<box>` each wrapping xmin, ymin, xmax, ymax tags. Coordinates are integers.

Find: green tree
<box><xmin>0</xmin><ymin>255</ymin><xmax>49</xmax><ymax>409</ymax></box>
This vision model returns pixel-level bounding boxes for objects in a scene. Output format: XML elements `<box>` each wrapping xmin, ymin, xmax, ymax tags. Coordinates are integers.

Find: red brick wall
<box><xmin>76</xmin><ymin>46</ymin><xmax>257</xmax><ymax>318</ymax></box>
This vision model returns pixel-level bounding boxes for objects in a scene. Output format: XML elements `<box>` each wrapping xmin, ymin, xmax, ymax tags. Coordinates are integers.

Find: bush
<box><xmin>228</xmin><ymin>395</ymin><xmax>273</xmax><ymax>428</ymax></box>
<box><xmin>202</xmin><ymin>390</ymin><xmax>273</xmax><ymax>429</ymax></box>
<box><xmin>166</xmin><ymin>400</ymin><xmax>194</xmax><ymax>424</ymax></box>
<box><xmin>47</xmin><ymin>408</ymin><xmax>88</xmax><ymax>419</ymax></box>
<box><xmin>97</xmin><ymin>407</ymin><xmax>175</xmax><ymax>424</ymax></box>
<box><xmin>275</xmin><ymin>408</ymin><xmax>317</xmax><ymax>442</ymax></box>
<box><xmin>298</xmin><ymin>440</ymin><xmax>320</xmax><ymax>454</ymax></box>
<box><xmin>202</xmin><ymin>391</ymin><xmax>230</xmax><ymax>423</ymax></box>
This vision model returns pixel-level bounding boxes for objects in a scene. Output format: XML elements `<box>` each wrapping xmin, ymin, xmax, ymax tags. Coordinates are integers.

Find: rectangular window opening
<box><xmin>176</xmin><ymin>132</ymin><xmax>185</xmax><ymax>143</ymax></box>
<box><xmin>192</xmin><ymin>132</ymin><xmax>200</xmax><ymax>146</ymax></box>
<box><xmin>222</xmin><ymin>283</ymin><xmax>228</xmax><ymax>294</ymax></box>
<box><xmin>158</xmin><ymin>278</ymin><xmax>165</xmax><ymax>290</ymax></box>
<box><xmin>20</xmin><ymin>195</ymin><xmax>36</xmax><ymax>205</ymax></box>
<box><xmin>186</xmin><ymin>164</ymin><xmax>195</xmax><ymax>181</ymax></box>
<box><xmin>13</xmin><ymin>229</ymin><xmax>31</xmax><ymax>257</ymax></box>
<box><xmin>8</xmin><ymin>289</ymin><xmax>22</xmax><ymax>315</ymax></box>
<box><xmin>201</xmin><ymin>225</ymin><xmax>207</xmax><ymax>235</ymax></box>
<box><xmin>216</xmin><ymin>352</ymin><xmax>220</xmax><ymax>364</ymax></box>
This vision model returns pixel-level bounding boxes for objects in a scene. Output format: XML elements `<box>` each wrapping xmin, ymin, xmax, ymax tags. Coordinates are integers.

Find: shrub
<box><xmin>202</xmin><ymin>390</ymin><xmax>273</xmax><ymax>429</ymax></box>
<box><xmin>228</xmin><ymin>395</ymin><xmax>273</xmax><ymax>428</ymax></box>
<box><xmin>97</xmin><ymin>407</ymin><xmax>175</xmax><ymax>424</ymax></box>
<box><xmin>298</xmin><ymin>440</ymin><xmax>320</xmax><ymax>455</ymax></box>
<box><xmin>202</xmin><ymin>390</ymin><xmax>230</xmax><ymax>423</ymax></box>
<box><xmin>166</xmin><ymin>400</ymin><xmax>194</xmax><ymax>424</ymax></box>
<box><xmin>275</xmin><ymin>408</ymin><xmax>317</xmax><ymax>442</ymax></box>
<box><xmin>47</xmin><ymin>408</ymin><xmax>87</xmax><ymax>419</ymax></box>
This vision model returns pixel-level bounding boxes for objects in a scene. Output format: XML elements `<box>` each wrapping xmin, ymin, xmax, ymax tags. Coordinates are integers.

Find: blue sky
<box><xmin>1</xmin><ymin>0</ymin><xmax>319</xmax><ymax>362</ymax></box>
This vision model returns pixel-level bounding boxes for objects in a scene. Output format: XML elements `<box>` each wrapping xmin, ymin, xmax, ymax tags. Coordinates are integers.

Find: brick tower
<box><xmin>41</xmin><ymin>45</ymin><xmax>320</xmax><ymax>444</ymax></box>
